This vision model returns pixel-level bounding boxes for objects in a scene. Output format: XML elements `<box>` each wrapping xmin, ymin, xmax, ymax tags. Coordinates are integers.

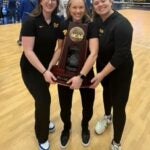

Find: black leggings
<box><xmin>101</xmin><ymin>63</ymin><xmax>133</xmax><ymax>143</ymax></box>
<box><xmin>58</xmin><ymin>85</ymin><xmax>95</xmax><ymax>130</ymax></box>
<box><xmin>21</xmin><ymin>69</ymin><xmax>51</xmax><ymax>143</ymax></box>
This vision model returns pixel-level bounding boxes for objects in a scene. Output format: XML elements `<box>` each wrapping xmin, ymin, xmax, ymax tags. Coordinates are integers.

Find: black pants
<box><xmin>58</xmin><ymin>85</ymin><xmax>95</xmax><ymax>130</ymax></box>
<box><xmin>101</xmin><ymin>62</ymin><xmax>134</xmax><ymax>143</ymax></box>
<box><xmin>21</xmin><ymin>69</ymin><xmax>51</xmax><ymax>143</ymax></box>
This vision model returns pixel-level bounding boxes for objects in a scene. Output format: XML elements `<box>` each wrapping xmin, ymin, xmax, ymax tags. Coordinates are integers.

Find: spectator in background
<box><xmin>85</xmin><ymin>0</ymin><xmax>92</xmax><ymax>16</ymax></box>
<box><xmin>8</xmin><ymin>0</ymin><xmax>16</xmax><ymax>23</ymax></box>
<box><xmin>2</xmin><ymin>4</ymin><xmax>9</xmax><ymax>24</ymax></box>
<box><xmin>57</xmin><ymin>0</ymin><xmax>68</xmax><ymax>19</ymax></box>
<box><xmin>17</xmin><ymin>0</ymin><xmax>38</xmax><ymax>46</ymax></box>
<box><xmin>16</xmin><ymin>0</ymin><xmax>21</xmax><ymax>22</ymax></box>
<box><xmin>0</xmin><ymin>0</ymin><xmax>3</xmax><ymax>24</ymax></box>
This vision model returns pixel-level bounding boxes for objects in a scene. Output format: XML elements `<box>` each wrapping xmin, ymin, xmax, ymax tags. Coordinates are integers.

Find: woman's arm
<box><xmin>22</xmin><ymin>36</ymin><xmax>46</xmax><ymax>74</ymax></box>
<box><xmin>80</xmin><ymin>38</ymin><xmax>99</xmax><ymax>76</ymax></box>
<box><xmin>42</xmin><ymin>39</ymin><xmax>63</xmax><ymax>83</ymax></box>
<box><xmin>48</xmin><ymin>39</ymin><xmax>63</xmax><ymax>70</ymax></box>
<box><xmin>90</xmin><ymin>62</ymin><xmax>115</xmax><ymax>88</ymax></box>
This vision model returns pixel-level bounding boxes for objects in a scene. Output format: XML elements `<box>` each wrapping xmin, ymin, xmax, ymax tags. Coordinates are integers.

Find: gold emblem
<box><xmin>69</xmin><ymin>27</ymin><xmax>85</xmax><ymax>42</ymax></box>
<box><xmin>63</xmin><ymin>29</ymin><xmax>67</xmax><ymax>36</ymax></box>
<box><xmin>53</xmin><ymin>23</ymin><xmax>59</xmax><ymax>28</ymax></box>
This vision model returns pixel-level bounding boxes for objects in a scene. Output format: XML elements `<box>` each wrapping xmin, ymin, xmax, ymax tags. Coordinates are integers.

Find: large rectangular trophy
<box><xmin>51</xmin><ymin>22</ymin><xmax>91</xmax><ymax>87</ymax></box>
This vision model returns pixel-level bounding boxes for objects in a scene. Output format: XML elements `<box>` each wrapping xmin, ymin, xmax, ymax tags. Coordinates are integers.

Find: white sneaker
<box><xmin>111</xmin><ymin>141</ymin><xmax>121</xmax><ymax>150</ymax></box>
<box><xmin>95</xmin><ymin>115</ymin><xmax>112</xmax><ymax>134</ymax></box>
<box><xmin>39</xmin><ymin>140</ymin><xmax>50</xmax><ymax>150</ymax></box>
<box><xmin>49</xmin><ymin>121</ymin><xmax>55</xmax><ymax>133</ymax></box>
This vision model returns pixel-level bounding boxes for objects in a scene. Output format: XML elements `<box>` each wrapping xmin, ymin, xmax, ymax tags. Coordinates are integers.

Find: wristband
<box><xmin>79</xmin><ymin>73</ymin><xmax>86</xmax><ymax>80</ymax></box>
<box><xmin>42</xmin><ymin>70</ymin><xmax>47</xmax><ymax>75</ymax></box>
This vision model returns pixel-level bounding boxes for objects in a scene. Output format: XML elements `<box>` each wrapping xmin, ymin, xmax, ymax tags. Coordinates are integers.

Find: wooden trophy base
<box><xmin>51</xmin><ymin>65</ymin><xmax>91</xmax><ymax>88</ymax></box>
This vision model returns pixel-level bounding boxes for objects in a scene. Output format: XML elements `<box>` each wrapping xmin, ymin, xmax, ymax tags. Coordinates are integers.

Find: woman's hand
<box><xmin>67</xmin><ymin>75</ymin><xmax>83</xmax><ymax>89</ymax></box>
<box><xmin>90</xmin><ymin>73</ymin><xmax>104</xmax><ymax>88</ymax></box>
<box><xmin>43</xmin><ymin>70</ymin><xmax>57</xmax><ymax>84</ymax></box>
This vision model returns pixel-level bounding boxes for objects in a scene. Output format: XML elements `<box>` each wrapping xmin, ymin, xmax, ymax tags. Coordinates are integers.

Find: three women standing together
<box><xmin>20</xmin><ymin>0</ymin><xmax>134</xmax><ymax>150</ymax></box>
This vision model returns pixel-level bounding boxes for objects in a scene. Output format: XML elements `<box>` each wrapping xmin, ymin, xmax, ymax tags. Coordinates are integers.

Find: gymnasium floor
<box><xmin>0</xmin><ymin>9</ymin><xmax>150</xmax><ymax>150</ymax></box>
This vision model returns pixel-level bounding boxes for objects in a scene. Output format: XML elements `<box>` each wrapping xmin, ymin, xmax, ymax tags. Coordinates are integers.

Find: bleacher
<box><xmin>113</xmin><ymin>0</ymin><xmax>150</xmax><ymax>10</ymax></box>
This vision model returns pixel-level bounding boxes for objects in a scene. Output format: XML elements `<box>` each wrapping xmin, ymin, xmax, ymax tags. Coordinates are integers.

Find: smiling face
<box><xmin>68</xmin><ymin>0</ymin><xmax>86</xmax><ymax>22</ymax></box>
<box><xmin>40</xmin><ymin>0</ymin><xmax>58</xmax><ymax>15</ymax></box>
<box><xmin>93</xmin><ymin>0</ymin><xmax>113</xmax><ymax>20</ymax></box>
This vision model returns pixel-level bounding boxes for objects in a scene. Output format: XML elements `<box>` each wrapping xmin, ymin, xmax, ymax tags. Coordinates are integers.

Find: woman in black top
<box><xmin>90</xmin><ymin>0</ymin><xmax>134</xmax><ymax>150</ymax></box>
<box><xmin>50</xmin><ymin>0</ymin><xmax>98</xmax><ymax>148</ymax></box>
<box><xmin>20</xmin><ymin>0</ymin><xmax>63</xmax><ymax>150</ymax></box>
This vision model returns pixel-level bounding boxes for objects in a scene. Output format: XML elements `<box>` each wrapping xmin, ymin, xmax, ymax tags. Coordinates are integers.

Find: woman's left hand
<box><xmin>67</xmin><ymin>76</ymin><xmax>83</xmax><ymax>89</ymax></box>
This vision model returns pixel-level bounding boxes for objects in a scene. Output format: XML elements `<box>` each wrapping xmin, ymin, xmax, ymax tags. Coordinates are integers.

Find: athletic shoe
<box><xmin>95</xmin><ymin>115</ymin><xmax>112</xmax><ymax>134</ymax></box>
<box><xmin>60</xmin><ymin>129</ymin><xmax>70</xmax><ymax>149</ymax></box>
<box><xmin>111</xmin><ymin>140</ymin><xmax>122</xmax><ymax>150</ymax></box>
<box><xmin>39</xmin><ymin>140</ymin><xmax>50</xmax><ymax>150</ymax></box>
<box><xmin>81</xmin><ymin>129</ymin><xmax>90</xmax><ymax>147</ymax></box>
<box><xmin>49</xmin><ymin>121</ymin><xmax>55</xmax><ymax>133</ymax></box>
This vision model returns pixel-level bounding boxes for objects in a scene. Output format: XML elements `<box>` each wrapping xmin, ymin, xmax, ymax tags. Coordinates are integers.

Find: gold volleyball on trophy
<box><xmin>69</xmin><ymin>27</ymin><xmax>85</xmax><ymax>42</ymax></box>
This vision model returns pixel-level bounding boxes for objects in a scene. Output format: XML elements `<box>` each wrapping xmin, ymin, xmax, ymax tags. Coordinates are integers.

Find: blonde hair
<box><xmin>66</xmin><ymin>0</ymin><xmax>91</xmax><ymax>22</ymax></box>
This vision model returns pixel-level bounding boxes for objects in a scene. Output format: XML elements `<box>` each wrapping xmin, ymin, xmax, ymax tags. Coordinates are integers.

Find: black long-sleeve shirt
<box><xmin>94</xmin><ymin>11</ymin><xmax>133</xmax><ymax>71</ymax></box>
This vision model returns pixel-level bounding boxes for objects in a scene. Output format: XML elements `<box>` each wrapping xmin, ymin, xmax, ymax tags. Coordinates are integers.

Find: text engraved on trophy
<box><xmin>69</xmin><ymin>27</ymin><xmax>85</xmax><ymax>42</ymax></box>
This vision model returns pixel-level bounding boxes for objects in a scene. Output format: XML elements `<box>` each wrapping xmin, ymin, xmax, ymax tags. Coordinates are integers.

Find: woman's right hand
<box><xmin>43</xmin><ymin>70</ymin><xmax>57</xmax><ymax>84</ymax></box>
<box><xmin>90</xmin><ymin>72</ymin><xmax>104</xmax><ymax>88</ymax></box>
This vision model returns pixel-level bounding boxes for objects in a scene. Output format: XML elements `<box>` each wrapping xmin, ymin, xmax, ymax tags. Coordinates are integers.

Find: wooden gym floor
<box><xmin>0</xmin><ymin>9</ymin><xmax>150</xmax><ymax>150</ymax></box>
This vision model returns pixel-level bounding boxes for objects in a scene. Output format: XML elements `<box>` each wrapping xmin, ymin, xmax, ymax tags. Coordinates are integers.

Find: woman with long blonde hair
<box><xmin>55</xmin><ymin>0</ymin><xmax>99</xmax><ymax>148</ymax></box>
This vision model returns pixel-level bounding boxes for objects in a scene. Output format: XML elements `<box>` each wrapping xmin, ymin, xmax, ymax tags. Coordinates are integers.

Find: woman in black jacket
<box><xmin>91</xmin><ymin>0</ymin><xmax>134</xmax><ymax>150</ymax></box>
